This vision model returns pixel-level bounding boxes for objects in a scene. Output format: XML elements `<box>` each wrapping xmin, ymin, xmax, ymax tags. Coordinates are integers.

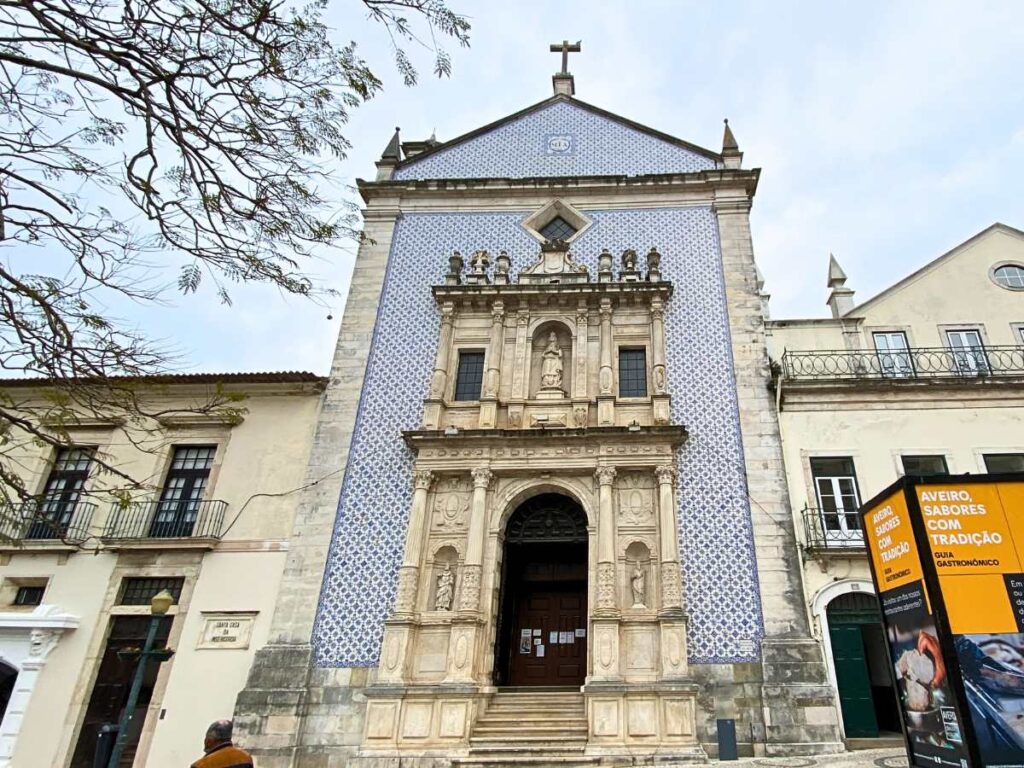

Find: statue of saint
<box><xmin>435</xmin><ymin>562</ymin><xmax>454</xmax><ymax>611</ymax></box>
<box><xmin>631</xmin><ymin>563</ymin><xmax>646</xmax><ymax>608</ymax></box>
<box><xmin>540</xmin><ymin>332</ymin><xmax>563</xmax><ymax>389</ymax></box>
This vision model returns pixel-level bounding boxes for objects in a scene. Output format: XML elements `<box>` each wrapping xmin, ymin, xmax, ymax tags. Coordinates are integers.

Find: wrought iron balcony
<box><xmin>103</xmin><ymin>499</ymin><xmax>227</xmax><ymax>541</ymax></box>
<box><xmin>801</xmin><ymin>507</ymin><xmax>866</xmax><ymax>553</ymax></box>
<box><xmin>0</xmin><ymin>499</ymin><xmax>96</xmax><ymax>544</ymax></box>
<box><xmin>780</xmin><ymin>345</ymin><xmax>1024</xmax><ymax>382</ymax></box>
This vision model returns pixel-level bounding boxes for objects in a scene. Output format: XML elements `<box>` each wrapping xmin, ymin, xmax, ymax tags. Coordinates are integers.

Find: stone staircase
<box><xmin>454</xmin><ymin>688</ymin><xmax>598</xmax><ymax>767</ymax></box>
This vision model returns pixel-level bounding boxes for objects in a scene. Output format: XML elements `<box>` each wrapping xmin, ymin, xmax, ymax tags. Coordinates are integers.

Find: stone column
<box><xmin>655</xmin><ymin>465</ymin><xmax>683</xmax><ymax>612</ymax></box>
<box><xmin>594</xmin><ymin>466</ymin><xmax>617</xmax><ymax>613</ymax></box>
<box><xmin>393</xmin><ymin>470</ymin><xmax>435</xmax><ymax>616</ymax></box>
<box><xmin>425</xmin><ymin>302</ymin><xmax>456</xmax><ymax>429</ymax></box>
<box><xmin>572</xmin><ymin>303</ymin><xmax>590</xmax><ymax>426</ymax></box>
<box><xmin>597</xmin><ymin>298</ymin><xmax>615</xmax><ymax>426</ymax></box>
<box><xmin>447</xmin><ymin>467</ymin><xmax>492</xmax><ymax>684</ymax></box>
<box><xmin>459</xmin><ymin>468</ymin><xmax>493</xmax><ymax>612</ymax></box>
<box><xmin>591</xmin><ymin>466</ymin><xmax>621</xmax><ymax>683</ymax></box>
<box><xmin>650</xmin><ymin>298</ymin><xmax>671</xmax><ymax>425</ymax></box>
<box><xmin>654</xmin><ymin>465</ymin><xmax>688</xmax><ymax>680</ymax></box>
<box><xmin>479</xmin><ymin>302</ymin><xmax>504</xmax><ymax>428</ymax></box>
<box><xmin>508</xmin><ymin>308</ymin><xmax>530</xmax><ymax>428</ymax></box>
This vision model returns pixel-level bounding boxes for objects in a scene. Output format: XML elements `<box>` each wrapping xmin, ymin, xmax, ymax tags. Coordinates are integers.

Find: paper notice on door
<box><xmin>534</xmin><ymin>638</ymin><xmax>541</xmax><ymax>646</ymax></box>
<box><xmin>549</xmin><ymin>631</ymin><xmax>558</xmax><ymax>644</ymax></box>
<box><xmin>559</xmin><ymin>631</ymin><xmax>572</xmax><ymax>644</ymax></box>
<box><xmin>532</xmin><ymin>629</ymin><xmax>541</xmax><ymax>637</ymax></box>
<box><xmin>575</xmin><ymin>628</ymin><xmax>586</xmax><ymax>638</ymax></box>
<box><xmin>536</xmin><ymin>645</ymin><xmax>545</xmax><ymax>657</ymax></box>
<box><xmin>519</xmin><ymin>629</ymin><xmax>532</xmax><ymax>654</ymax></box>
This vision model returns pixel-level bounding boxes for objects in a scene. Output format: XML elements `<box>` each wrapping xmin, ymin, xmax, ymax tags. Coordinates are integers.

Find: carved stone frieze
<box><xmin>660</xmin><ymin>561</ymin><xmax>683</xmax><ymax>610</ymax></box>
<box><xmin>617</xmin><ymin>472</ymin><xmax>655</xmax><ymax>526</ymax></box>
<box><xmin>457</xmin><ymin>564</ymin><xmax>482</xmax><ymax>611</ymax></box>
<box><xmin>431</xmin><ymin>476</ymin><xmax>471</xmax><ymax>531</ymax></box>
<box><xmin>596</xmin><ymin>561</ymin><xmax>616</xmax><ymax>610</ymax></box>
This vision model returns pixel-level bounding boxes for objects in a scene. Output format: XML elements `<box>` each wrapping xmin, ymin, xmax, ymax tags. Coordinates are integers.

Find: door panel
<box><xmin>829</xmin><ymin>621</ymin><xmax>879</xmax><ymax>738</ymax></box>
<box><xmin>509</xmin><ymin>586</ymin><xmax>586</xmax><ymax>686</ymax></box>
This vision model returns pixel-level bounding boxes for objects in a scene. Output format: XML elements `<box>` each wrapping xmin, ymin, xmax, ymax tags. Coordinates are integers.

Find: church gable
<box><xmin>392</xmin><ymin>98</ymin><xmax>720</xmax><ymax>180</ymax></box>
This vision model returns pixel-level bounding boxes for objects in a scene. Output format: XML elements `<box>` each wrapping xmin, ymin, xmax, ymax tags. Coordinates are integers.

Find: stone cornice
<box><xmin>432</xmin><ymin>280</ymin><xmax>673</xmax><ymax>306</ymax></box>
<box><xmin>356</xmin><ymin>167</ymin><xmax>760</xmax><ymax>204</ymax></box>
<box><xmin>778</xmin><ymin>376</ymin><xmax>1024</xmax><ymax>411</ymax></box>
<box><xmin>402</xmin><ymin>424</ymin><xmax>687</xmax><ymax>450</ymax></box>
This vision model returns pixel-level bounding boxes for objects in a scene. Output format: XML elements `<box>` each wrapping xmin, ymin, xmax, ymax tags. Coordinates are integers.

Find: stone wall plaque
<box><xmin>197</xmin><ymin>612</ymin><xmax>257</xmax><ymax>650</ymax></box>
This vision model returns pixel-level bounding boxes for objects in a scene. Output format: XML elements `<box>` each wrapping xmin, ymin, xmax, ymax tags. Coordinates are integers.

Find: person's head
<box><xmin>204</xmin><ymin>720</ymin><xmax>233</xmax><ymax>752</ymax></box>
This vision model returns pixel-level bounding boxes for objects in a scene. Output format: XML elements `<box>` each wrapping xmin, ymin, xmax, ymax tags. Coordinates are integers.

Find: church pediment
<box><xmin>392</xmin><ymin>97</ymin><xmax>721</xmax><ymax>181</ymax></box>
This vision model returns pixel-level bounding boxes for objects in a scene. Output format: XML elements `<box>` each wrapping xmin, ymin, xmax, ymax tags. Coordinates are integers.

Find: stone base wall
<box><xmin>235</xmin><ymin>646</ymin><xmax>844</xmax><ymax>766</ymax></box>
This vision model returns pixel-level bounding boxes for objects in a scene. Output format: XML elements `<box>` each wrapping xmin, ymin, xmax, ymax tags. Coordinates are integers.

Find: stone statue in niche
<box><xmin>631</xmin><ymin>563</ymin><xmax>646</xmax><ymax>608</ymax></box>
<box><xmin>540</xmin><ymin>332</ymin><xmax>564</xmax><ymax>390</ymax></box>
<box><xmin>435</xmin><ymin>563</ymin><xmax>455</xmax><ymax>611</ymax></box>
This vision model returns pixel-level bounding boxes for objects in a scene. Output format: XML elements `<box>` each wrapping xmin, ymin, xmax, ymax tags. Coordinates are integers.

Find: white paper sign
<box><xmin>536</xmin><ymin>645</ymin><xmax>545</xmax><ymax>657</ymax></box>
<box><xmin>575</xmin><ymin>628</ymin><xmax>586</xmax><ymax>638</ymax></box>
<box><xmin>559</xmin><ymin>631</ymin><xmax>572</xmax><ymax>644</ymax></box>
<box><xmin>549</xmin><ymin>631</ymin><xmax>558</xmax><ymax>644</ymax></box>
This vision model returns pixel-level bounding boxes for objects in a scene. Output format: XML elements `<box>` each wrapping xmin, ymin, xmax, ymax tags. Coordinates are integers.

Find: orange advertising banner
<box><xmin>865</xmin><ymin>490</ymin><xmax>925</xmax><ymax>594</ymax></box>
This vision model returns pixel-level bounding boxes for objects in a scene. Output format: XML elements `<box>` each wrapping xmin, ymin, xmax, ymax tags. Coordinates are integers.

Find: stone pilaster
<box><xmin>597</xmin><ymin>298</ymin><xmax>614</xmax><ymax>426</ymax></box>
<box><xmin>232</xmin><ymin>199</ymin><xmax>402</xmax><ymax>767</ymax></box>
<box><xmin>713</xmin><ymin>192</ymin><xmax>842</xmax><ymax>755</ymax></box>
<box><xmin>394</xmin><ymin>470</ymin><xmax>434</xmax><ymax>616</ymax></box>
<box><xmin>425</xmin><ymin>303</ymin><xmax>456</xmax><ymax>429</ymax></box>
<box><xmin>459</xmin><ymin>468</ymin><xmax>492</xmax><ymax>612</ymax></box>
<box><xmin>479</xmin><ymin>303</ymin><xmax>504</xmax><ymax>428</ymax></box>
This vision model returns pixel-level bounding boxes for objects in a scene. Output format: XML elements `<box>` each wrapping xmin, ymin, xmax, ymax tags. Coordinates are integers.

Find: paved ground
<box><xmin>715</xmin><ymin>748</ymin><xmax>909</xmax><ymax>767</ymax></box>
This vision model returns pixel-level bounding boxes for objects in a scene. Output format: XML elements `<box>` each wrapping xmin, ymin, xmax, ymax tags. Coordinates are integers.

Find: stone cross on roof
<box><xmin>549</xmin><ymin>40</ymin><xmax>581</xmax><ymax>75</ymax></box>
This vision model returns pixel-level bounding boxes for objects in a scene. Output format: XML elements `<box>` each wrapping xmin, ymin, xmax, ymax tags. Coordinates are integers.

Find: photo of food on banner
<box><xmin>954</xmin><ymin>632</ymin><xmax>1024</xmax><ymax>766</ymax></box>
<box><xmin>888</xmin><ymin>618</ymin><xmax>960</xmax><ymax>751</ymax></box>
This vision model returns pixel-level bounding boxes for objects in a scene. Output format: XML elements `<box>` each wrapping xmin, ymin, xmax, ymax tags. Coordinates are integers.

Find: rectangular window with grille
<box><xmin>14</xmin><ymin>585</ymin><xmax>44</xmax><ymax>606</ymax></box>
<box><xmin>151</xmin><ymin>446</ymin><xmax>216</xmax><ymax>537</ymax></box>
<box><xmin>118</xmin><ymin>577</ymin><xmax>184</xmax><ymax>606</ymax></box>
<box><xmin>901</xmin><ymin>455</ymin><xmax>948</xmax><ymax>476</ymax></box>
<box><xmin>618</xmin><ymin>348</ymin><xmax>648</xmax><ymax>398</ymax></box>
<box><xmin>30</xmin><ymin>446</ymin><xmax>94</xmax><ymax>540</ymax></box>
<box><xmin>454</xmin><ymin>350</ymin><xmax>485</xmax><ymax>401</ymax></box>
<box><xmin>984</xmin><ymin>454</ymin><xmax>1024</xmax><ymax>474</ymax></box>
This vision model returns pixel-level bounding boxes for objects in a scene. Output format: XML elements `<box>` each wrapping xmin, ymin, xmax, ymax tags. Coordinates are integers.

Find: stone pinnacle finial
<box><xmin>826</xmin><ymin>253</ymin><xmax>855</xmax><ymax>318</ymax></box>
<box><xmin>827</xmin><ymin>252</ymin><xmax>848</xmax><ymax>287</ymax></box>
<box><xmin>722</xmin><ymin>119</ymin><xmax>739</xmax><ymax>152</ymax></box>
<box><xmin>381</xmin><ymin>126</ymin><xmax>401</xmax><ymax>161</ymax></box>
<box><xmin>721</xmin><ymin>118</ymin><xmax>742</xmax><ymax>169</ymax></box>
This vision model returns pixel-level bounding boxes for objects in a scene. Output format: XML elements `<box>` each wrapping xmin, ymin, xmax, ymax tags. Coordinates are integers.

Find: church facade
<box><xmin>234</xmin><ymin>64</ymin><xmax>843</xmax><ymax>765</ymax></box>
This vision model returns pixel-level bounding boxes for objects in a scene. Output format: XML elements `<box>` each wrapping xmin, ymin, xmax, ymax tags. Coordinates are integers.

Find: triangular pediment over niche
<box><xmin>392</xmin><ymin>97</ymin><xmax>720</xmax><ymax>181</ymax></box>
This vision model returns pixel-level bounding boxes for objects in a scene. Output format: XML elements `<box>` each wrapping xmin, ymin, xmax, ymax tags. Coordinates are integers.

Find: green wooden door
<box><xmin>829</xmin><ymin>622</ymin><xmax>879</xmax><ymax>738</ymax></box>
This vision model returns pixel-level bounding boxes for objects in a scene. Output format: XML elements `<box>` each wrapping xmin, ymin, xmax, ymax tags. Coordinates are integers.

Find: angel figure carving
<box><xmin>540</xmin><ymin>332</ymin><xmax>564</xmax><ymax>389</ymax></box>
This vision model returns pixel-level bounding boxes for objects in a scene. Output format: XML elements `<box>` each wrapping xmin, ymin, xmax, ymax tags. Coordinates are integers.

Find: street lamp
<box><xmin>106</xmin><ymin>589</ymin><xmax>176</xmax><ymax>768</ymax></box>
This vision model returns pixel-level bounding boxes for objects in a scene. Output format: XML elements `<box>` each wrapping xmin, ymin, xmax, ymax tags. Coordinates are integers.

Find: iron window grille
<box><xmin>901</xmin><ymin>455</ymin><xmax>949</xmax><ymax>476</ymax></box>
<box><xmin>538</xmin><ymin>216</ymin><xmax>578</xmax><ymax>241</ymax></box>
<box><xmin>454</xmin><ymin>351</ymin><xmax>485</xmax><ymax>401</ymax></box>
<box><xmin>810</xmin><ymin>457</ymin><xmax>862</xmax><ymax>545</ymax></box>
<box><xmin>118</xmin><ymin>577</ymin><xmax>184</xmax><ymax>606</ymax></box>
<box><xmin>151</xmin><ymin>446</ymin><xmax>216</xmax><ymax>537</ymax></box>
<box><xmin>14</xmin><ymin>586</ymin><xmax>44</xmax><ymax>606</ymax></box>
<box><xmin>984</xmin><ymin>454</ymin><xmax>1024</xmax><ymax>474</ymax></box>
<box><xmin>618</xmin><ymin>348</ymin><xmax>648</xmax><ymax>398</ymax></box>
<box><xmin>29</xmin><ymin>447</ymin><xmax>94</xmax><ymax>540</ymax></box>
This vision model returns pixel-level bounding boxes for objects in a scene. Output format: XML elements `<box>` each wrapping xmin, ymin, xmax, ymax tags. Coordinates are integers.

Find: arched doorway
<box><xmin>827</xmin><ymin>592</ymin><xmax>899</xmax><ymax>738</ymax></box>
<box><xmin>0</xmin><ymin>662</ymin><xmax>16</xmax><ymax>725</ymax></box>
<box><xmin>495</xmin><ymin>493</ymin><xmax>588</xmax><ymax>687</ymax></box>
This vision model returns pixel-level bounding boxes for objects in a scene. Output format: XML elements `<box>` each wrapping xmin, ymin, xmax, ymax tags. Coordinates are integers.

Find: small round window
<box><xmin>992</xmin><ymin>263</ymin><xmax>1024</xmax><ymax>290</ymax></box>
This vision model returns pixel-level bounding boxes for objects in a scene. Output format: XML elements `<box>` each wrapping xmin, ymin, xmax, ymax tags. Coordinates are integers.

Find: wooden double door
<box><xmin>508</xmin><ymin>584</ymin><xmax>587</xmax><ymax>686</ymax></box>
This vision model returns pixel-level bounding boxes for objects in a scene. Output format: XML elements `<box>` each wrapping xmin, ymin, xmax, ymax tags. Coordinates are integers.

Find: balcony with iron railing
<box><xmin>102</xmin><ymin>499</ymin><xmax>227</xmax><ymax>545</ymax></box>
<box><xmin>780</xmin><ymin>345</ymin><xmax>1024</xmax><ymax>382</ymax></box>
<box><xmin>0</xmin><ymin>498</ymin><xmax>97</xmax><ymax>545</ymax></box>
<box><xmin>801</xmin><ymin>506</ymin><xmax>866</xmax><ymax>554</ymax></box>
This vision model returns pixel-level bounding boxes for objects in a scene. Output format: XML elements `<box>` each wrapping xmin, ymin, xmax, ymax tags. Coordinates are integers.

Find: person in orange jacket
<box><xmin>191</xmin><ymin>720</ymin><xmax>254</xmax><ymax>768</ymax></box>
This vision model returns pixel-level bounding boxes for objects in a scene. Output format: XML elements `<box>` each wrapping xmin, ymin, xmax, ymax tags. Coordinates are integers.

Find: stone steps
<box><xmin>463</xmin><ymin>689</ymin><xmax>592</xmax><ymax>767</ymax></box>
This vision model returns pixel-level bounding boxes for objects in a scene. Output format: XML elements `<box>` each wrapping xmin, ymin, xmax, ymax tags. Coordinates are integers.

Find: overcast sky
<box><xmin>142</xmin><ymin>0</ymin><xmax>1024</xmax><ymax>374</ymax></box>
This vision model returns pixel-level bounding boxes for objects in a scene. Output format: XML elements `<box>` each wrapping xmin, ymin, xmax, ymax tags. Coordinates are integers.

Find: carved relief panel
<box><xmin>616</xmin><ymin>472</ymin><xmax>656</xmax><ymax>529</ymax></box>
<box><xmin>430</xmin><ymin>475</ymin><xmax>472</xmax><ymax>532</ymax></box>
